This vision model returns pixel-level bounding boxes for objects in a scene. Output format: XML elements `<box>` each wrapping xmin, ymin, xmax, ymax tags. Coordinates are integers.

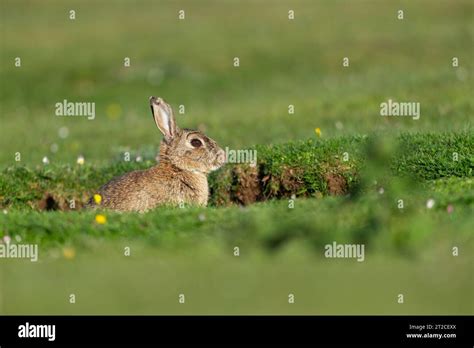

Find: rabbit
<box><xmin>87</xmin><ymin>96</ymin><xmax>226</xmax><ymax>212</ymax></box>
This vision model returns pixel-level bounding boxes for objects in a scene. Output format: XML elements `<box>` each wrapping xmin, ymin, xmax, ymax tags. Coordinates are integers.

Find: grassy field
<box><xmin>0</xmin><ymin>0</ymin><xmax>473</xmax><ymax>314</ymax></box>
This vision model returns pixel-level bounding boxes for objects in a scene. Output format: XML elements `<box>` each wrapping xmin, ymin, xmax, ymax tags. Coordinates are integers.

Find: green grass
<box><xmin>1</xmin><ymin>132</ymin><xmax>472</xmax><ymax>314</ymax></box>
<box><xmin>1</xmin><ymin>194</ymin><xmax>472</xmax><ymax>252</ymax></box>
<box><xmin>1</xmin><ymin>194</ymin><xmax>472</xmax><ymax>314</ymax></box>
<box><xmin>1</xmin><ymin>132</ymin><xmax>472</xmax><ymax>210</ymax></box>
<box><xmin>0</xmin><ymin>0</ymin><xmax>473</xmax><ymax>315</ymax></box>
<box><xmin>395</xmin><ymin>132</ymin><xmax>474</xmax><ymax>179</ymax></box>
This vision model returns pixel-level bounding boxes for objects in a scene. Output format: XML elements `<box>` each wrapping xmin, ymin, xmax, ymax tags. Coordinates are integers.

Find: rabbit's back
<box><xmin>90</xmin><ymin>165</ymin><xmax>208</xmax><ymax>212</ymax></box>
<box><xmin>93</xmin><ymin>170</ymin><xmax>151</xmax><ymax>211</ymax></box>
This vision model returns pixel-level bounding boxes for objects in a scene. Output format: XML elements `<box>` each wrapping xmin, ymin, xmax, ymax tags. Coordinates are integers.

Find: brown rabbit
<box><xmin>88</xmin><ymin>96</ymin><xmax>225</xmax><ymax>212</ymax></box>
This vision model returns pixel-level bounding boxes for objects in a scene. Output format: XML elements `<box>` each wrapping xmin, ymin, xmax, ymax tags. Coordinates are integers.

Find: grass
<box><xmin>0</xmin><ymin>0</ymin><xmax>473</xmax><ymax>315</ymax></box>
<box><xmin>1</xmin><ymin>193</ymin><xmax>472</xmax><ymax>252</ymax></box>
<box><xmin>1</xmin><ymin>132</ymin><xmax>472</xmax><ymax>314</ymax></box>
<box><xmin>2</xmin><ymin>191</ymin><xmax>472</xmax><ymax>315</ymax></box>
<box><xmin>1</xmin><ymin>132</ymin><xmax>472</xmax><ymax>210</ymax></box>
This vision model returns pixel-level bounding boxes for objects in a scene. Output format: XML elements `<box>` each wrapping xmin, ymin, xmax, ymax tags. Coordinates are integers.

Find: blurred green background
<box><xmin>0</xmin><ymin>0</ymin><xmax>473</xmax><ymax>315</ymax></box>
<box><xmin>0</xmin><ymin>0</ymin><xmax>472</xmax><ymax>165</ymax></box>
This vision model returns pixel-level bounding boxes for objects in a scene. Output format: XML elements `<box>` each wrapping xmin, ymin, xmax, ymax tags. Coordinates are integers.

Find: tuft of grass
<box><xmin>0</xmin><ymin>161</ymin><xmax>152</xmax><ymax>211</ymax></box>
<box><xmin>393</xmin><ymin>132</ymin><xmax>474</xmax><ymax>179</ymax></box>
<box><xmin>209</xmin><ymin>136</ymin><xmax>366</xmax><ymax>205</ymax></box>
<box><xmin>210</xmin><ymin>132</ymin><xmax>473</xmax><ymax>205</ymax></box>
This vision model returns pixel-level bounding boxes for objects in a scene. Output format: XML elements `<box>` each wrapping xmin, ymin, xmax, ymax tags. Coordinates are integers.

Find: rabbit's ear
<box><xmin>150</xmin><ymin>97</ymin><xmax>177</xmax><ymax>141</ymax></box>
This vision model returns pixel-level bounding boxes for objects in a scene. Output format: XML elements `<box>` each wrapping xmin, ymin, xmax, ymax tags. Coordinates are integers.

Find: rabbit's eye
<box><xmin>190</xmin><ymin>139</ymin><xmax>202</xmax><ymax>148</ymax></box>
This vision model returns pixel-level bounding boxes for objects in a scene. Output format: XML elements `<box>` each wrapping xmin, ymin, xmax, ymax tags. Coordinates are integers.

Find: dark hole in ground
<box><xmin>38</xmin><ymin>194</ymin><xmax>59</xmax><ymax>211</ymax></box>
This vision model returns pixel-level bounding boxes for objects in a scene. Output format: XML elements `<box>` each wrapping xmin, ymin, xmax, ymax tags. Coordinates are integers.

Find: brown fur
<box><xmin>88</xmin><ymin>97</ymin><xmax>225</xmax><ymax>212</ymax></box>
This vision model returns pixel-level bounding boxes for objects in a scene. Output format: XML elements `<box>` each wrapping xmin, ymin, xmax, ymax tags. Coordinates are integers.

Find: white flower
<box><xmin>426</xmin><ymin>199</ymin><xmax>435</xmax><ymax>209</ymax></box>
<box><xmin>42</xmin><ymin>156</ymin><xmax>50</xmax><ymax>165</ymax></box>
<box><xmin>58</xmin><ymin>126</ymin><xmax>69</xmax><ymax>139</ymax></box>
<box><xmin>77</xmin><ymin>155</ymin><xmax>85</xmax><ymax>165</ymax></box>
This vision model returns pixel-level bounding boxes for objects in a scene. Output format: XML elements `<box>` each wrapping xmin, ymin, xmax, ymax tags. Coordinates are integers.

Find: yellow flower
<box><xmin>95</xmin><ymin>214</ymin><xmax>107</xmax><ymax>224</ymax></box>
<box><xmin>93</xmin><ymin>194</ymin><xmax>102</xmax><ymax>205</ymax></box>
<box><xmin>63</xmin><ymin>247</ymin><xmax>76</xmax><ymax>260</ymax></box>
<box><xmin>315</xmin><ymin>128</ymin><xmax>321</xmax><ymax>137</ymax></box>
